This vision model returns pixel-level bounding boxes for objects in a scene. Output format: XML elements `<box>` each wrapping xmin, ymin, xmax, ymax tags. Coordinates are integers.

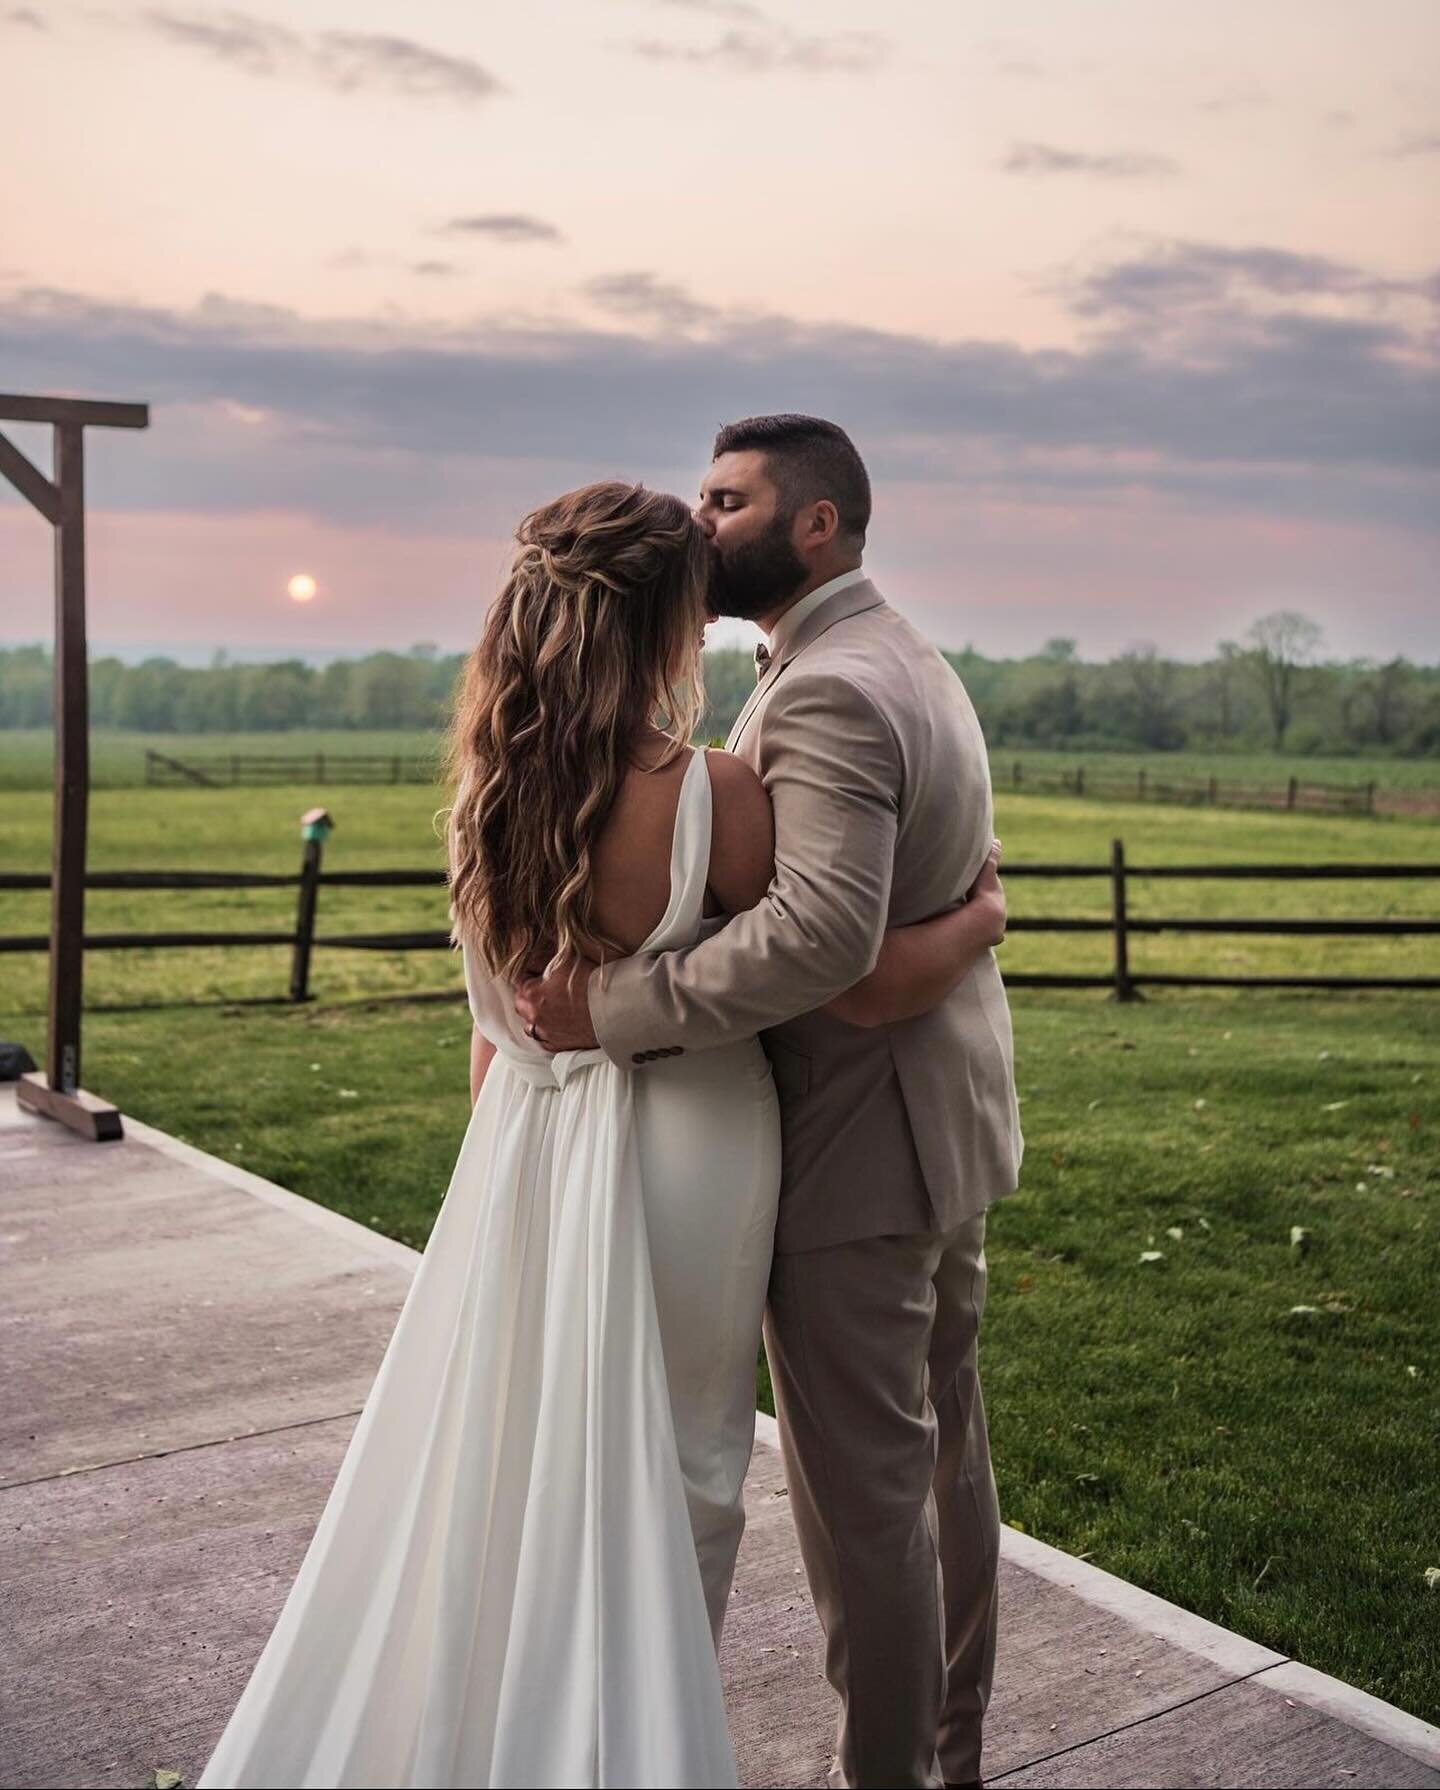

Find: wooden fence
<box><xmin>145</xmin><ymin>748</ymin><xmax>438</xmax><ymax>787</ymax></box>
<box><xmin>2</xmin><ymin>838</ymin><xmax>1436</xmax><ymax>1001</ymax></box>
<box><xmin>1000</xmin><ymin>761</ymin><xmax>1377</xmax><ymax>815</ymax></box>
<box><xmin>141</xmin><ymin>748</ymin><xmax>1393</xmax><ymax>815</ymax></box>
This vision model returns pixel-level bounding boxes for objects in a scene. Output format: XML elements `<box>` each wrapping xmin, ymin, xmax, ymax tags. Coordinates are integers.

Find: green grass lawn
<box><xmin>3</xmin><ymin>986</ymin><xmax>1436</xmax><ymax>1720</ymax></box>
<box><xmin>2</xmin><ymin>769</ymin><xmax>1437</xmax><ymax>1717</ymax></box>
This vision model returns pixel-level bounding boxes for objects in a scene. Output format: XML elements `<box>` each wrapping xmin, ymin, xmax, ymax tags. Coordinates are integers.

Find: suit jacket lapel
<box><xmin>726</xmin><ymin>578</ymin><xmax>885</xmax><ymax>754</ymax></box>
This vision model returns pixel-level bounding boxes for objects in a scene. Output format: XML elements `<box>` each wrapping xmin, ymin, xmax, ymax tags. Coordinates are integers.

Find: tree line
<box><xmin>1</xmin><ymin>612</ymin><xmax>1436</xmax><ymax>757</ymax></box>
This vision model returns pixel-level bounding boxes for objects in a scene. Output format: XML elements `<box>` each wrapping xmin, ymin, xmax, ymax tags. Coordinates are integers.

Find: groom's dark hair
<box><xmin>712</xmin><ymin>413</ymin><xmax>871</xmax><ymax>546</ymax></box>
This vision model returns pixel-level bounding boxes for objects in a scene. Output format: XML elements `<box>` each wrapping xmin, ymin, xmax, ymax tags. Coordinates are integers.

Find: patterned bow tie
<box><xmin>753</xmin><ymin>640</ymin><xmax>771</xmax><ymax>683</ymax></box>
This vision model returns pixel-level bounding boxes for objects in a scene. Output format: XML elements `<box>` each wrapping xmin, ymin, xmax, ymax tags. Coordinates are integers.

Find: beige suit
<box><xmin>591</xmin><ymin>577</ymin><xmax>1022</xmax><ymax>1787</ymax></box>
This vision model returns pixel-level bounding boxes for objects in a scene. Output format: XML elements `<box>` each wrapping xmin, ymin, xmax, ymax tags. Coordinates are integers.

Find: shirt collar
<box><xmin>766</xmin><ymin>566</ymin><xmax>868</xmax><ymax>658</ymax></box>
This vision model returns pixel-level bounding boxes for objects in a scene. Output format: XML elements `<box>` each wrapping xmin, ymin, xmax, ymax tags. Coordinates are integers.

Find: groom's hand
<box><xmin>514</xmin><ymin>962</ymin><xmax>599</xmax><ymax>1052</ymax></box>
<box><xmin>966</xmin><ymin>839</ymin><xmax>1007</xmax><ymax>948</ymax></box>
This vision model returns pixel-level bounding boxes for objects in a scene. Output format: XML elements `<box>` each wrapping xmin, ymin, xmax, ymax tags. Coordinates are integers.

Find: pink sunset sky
<box><xmin>2</xmin><ymin>0</ymin><xmax>1437</xmax><ymax>661</ymax></box>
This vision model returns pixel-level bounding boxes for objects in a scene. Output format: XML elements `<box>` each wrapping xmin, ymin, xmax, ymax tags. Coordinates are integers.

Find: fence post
<box><xmin>1287</xmin><ymin>776</ymin><xmax>1298</xmax><ymax>811</ymax></box>
<box><xmin>1013</xmin><ymin>760</ymin><xmax>1022</xmax><ymax>789</ymax></box>
<box><xmin>1110</xmin><ymin>837</ymin><xmax>1140</xmax><ymax>1003</ymax></box>
<box><xmin>290</xmin><ymin>806</ymin><xmax>334</xmax><ymax>1002</ymax></box>
<box><xmin>1076</xmin><ymin>766</ymin><xmax>1086</xmax><ymax>798</ymax></box>
<box><xmin>1137</xmin><ymin>768</ymin><xmax>1146</xmax><ymax>801</ymax></box>
<box><xmin>1366</xmin><ymin>781</ymin><xmax>1376</xmax><ymax>815</ymax></box>
<box><xmin>1208</xmin><ymin>775</ymin><xmax>1219</xmax><ymax>804</ymax></box>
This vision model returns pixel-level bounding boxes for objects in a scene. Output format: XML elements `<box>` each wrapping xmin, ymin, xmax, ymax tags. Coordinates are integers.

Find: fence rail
<box><xmin>145</xmin><ymin>748</ymin><xmax>439</xmax><ymax>787</ymax></box>
<box><xmin>1000</xmin><ymin>761</ymin><xmax>1377</xmax><ymax>815</ymax></box>
<box><xmin>137</xmin><ymin>748</ymin><xmax>1400</xmax><ymax>816</ymax></box>
<box><xmin>2</xmin><ymin>833</ymin><xmax>1437</xmax><ymax>1000</ymax></box>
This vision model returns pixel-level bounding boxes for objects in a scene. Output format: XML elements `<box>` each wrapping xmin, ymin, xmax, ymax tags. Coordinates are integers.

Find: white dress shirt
<box><xmin>766</xmin><ymin>566</ymin><xmax>869</xmax><ymax>658</ymax></box>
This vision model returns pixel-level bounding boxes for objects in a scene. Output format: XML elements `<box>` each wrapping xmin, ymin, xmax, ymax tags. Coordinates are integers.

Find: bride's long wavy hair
<box><xmin>446</xmin><ymin>481</ymin><xmax>710</xmax><ymax>981</ymax></box>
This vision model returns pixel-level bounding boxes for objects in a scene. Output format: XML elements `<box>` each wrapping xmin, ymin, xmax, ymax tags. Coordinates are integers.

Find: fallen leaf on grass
<box><xmin>1290</xmin><ymin>1226</ymin><xmax>1311</xmax><ymax>1252</ymax></box>
<box><xmin>1139</xmin><ymin>1250</ymin><xmax>1165</xmax><ymax>1264</ymax></box>
<box><xmin>338</xmin><ymin>1089</ymin><xmax>359</xmax><ymax>1100</ymax></box>
<box><xmin>1425</xmin><ymin>1567</ymin><xmax>1440</xmax><ymax>1591</ymax></box>
<box><xmin>1289</xmin><ymin>1304</ymin><xmax>1322</xmax><ymax>1316</ymax></box>
<box><xmin>1087</xmin><ymin>1098</ymin><xmax>1104</xmax><ymax>1111</ymax></box>
<box><xmin>1165</xmin><ymin>1226</ymin><xmax>1184</xmax><ymax>1240</ymax></box>
<box><xmin>1322</xmin><ymin>1100</ymin><xmax>1350</xmax><ymax>1112</ymax></box>
<box><xmin>1193</xmin><ymin>1098</ymin><xmax>1207</xmax><ymax>1111</ymax></box>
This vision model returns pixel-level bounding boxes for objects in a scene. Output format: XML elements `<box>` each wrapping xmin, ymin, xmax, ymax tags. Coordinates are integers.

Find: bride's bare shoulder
<box><xmin>704</xmin><ymin>749</ymin><xmax>773</xmax><ymax>915</ymax></box>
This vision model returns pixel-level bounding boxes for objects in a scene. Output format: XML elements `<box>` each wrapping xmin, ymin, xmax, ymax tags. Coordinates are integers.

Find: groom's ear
<box><xmin>798</xmin><ymin>498</ymin><xmax>842</xmax><ymax>548</ymax></box>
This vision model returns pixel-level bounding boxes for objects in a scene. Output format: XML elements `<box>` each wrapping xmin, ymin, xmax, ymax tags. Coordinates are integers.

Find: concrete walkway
<box><xmin>3</xmin><ymin>1082</ymin><xmax>1437</xmax><ymax>1790</ymax></box>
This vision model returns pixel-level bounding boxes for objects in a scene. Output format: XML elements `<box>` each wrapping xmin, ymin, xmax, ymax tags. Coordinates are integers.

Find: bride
<box><xmin>198</xmin><ymin>481</ymin><xmax>1005</xmax><ymax>1789</ymax></box>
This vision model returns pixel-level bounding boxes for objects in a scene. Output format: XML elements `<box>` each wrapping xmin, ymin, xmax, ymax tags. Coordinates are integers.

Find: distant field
<box><xmin>992</xmin><ymin>746</ymin><xmax>1440</xmax><ymax>794</ymax></box>
<box><xmin>4</xmin><ymin>728</ymin><xmax>1439</xmax><ymax>799</ymax></box>
<box><xmin>0</xmin><ymin>729</ymin><xmax>443</xmax><ymax>790</ymax></box>
<box><xmin>1</xmin><ymin>783</ymin><xmax>1436</xmax><ymax>1013</ymax></box>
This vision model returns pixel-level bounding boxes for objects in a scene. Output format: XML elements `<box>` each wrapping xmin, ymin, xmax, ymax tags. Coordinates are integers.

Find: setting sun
<box><xmin>287</xmin><ymin>573</ymin><xmax>317</xmax><ymax>604</ymax></box>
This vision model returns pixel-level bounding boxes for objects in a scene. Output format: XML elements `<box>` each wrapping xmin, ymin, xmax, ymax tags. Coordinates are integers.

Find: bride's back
<box><xmin>590</xmin><ymin>740</ymin><xmax>773</xmax><ymax>956</ymax></box>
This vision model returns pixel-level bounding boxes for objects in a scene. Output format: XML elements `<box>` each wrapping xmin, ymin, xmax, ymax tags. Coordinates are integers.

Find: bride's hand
<box><xmin>965</xmin><ymin>839</ymin><xmax>1006</xmax><ymax>950</ymax></box>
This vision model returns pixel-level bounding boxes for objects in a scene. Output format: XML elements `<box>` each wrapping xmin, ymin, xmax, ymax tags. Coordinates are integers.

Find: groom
<box><xmin>517</xmin><ymin>414</ymin><xmax>1022</xmax><ymax>1789</ymax></box>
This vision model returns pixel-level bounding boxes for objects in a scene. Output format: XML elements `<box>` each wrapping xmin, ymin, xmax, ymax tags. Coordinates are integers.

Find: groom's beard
<box><xmin>708</xmin><ymin>516</ymin><xmax>807</xmax><ymax>621</ymax></box>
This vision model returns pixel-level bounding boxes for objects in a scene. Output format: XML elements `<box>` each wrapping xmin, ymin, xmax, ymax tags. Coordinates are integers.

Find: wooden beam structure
<box><xmin>0</xmin><ymin>393</ymin><xmax>149</xmax><ymax>1142</ymax></box>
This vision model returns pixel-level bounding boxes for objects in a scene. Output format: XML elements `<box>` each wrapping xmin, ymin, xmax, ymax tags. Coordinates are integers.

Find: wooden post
<box><xmin>1138</xmin><ymin>768</ymin><xmax>1147</xmax><ymax>801</ymax></box>
<box><xmin>1209</xmin><ymin>774</ymin><xmax>1219</xmax><ymax>804</ymax></box>
<box><xmin>1076</xmin><ymin>766</ymin><xmax>1086</xmax><ymax>798</ymax></box>
<box><xmin>48</xmin><ymin>424</ymin><xmax>87</xmax><ymax>1098</ymax></box>
<box><xmin>1287</xmin><ymin>776</ymin><xmax>1298</xmax><ymax>811</ymax></box>
<box><xmin>1</xmin><ymin>393</ymin><xmax>147</xmax><ymax>1142</ymax></box>
<box><xmin>290</xmin><ymin>808</ymin><xmax>334</xmax><ymax>1002</ymax></box>
<box><xmin>1110</xmin><ymin>837</ymin><xmax>1141</xmax><ymax>1003</ymax></box>
<box><xmin>1366</xmin><ymin>781</ymin><xmax>1376</xmax><ymax>815</ymax></box>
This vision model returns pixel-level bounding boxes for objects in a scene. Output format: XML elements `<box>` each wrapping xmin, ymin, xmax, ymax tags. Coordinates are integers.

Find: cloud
<box><xmin>653</xmin><ymin>0</ymin><xmax>767</xmax><ymax>18</ymax></box>
<box><xmin>621</xmin><ymin>10</ymin><xmax>888</xmax><ymax>75</ymax></box>
<box><xmin>1003</xmin><ymin>141</ymin><xmax>1180</xmax><ymax>179</ymax></box>
<box><xmin>1195</xmin><ymin>85</ymin><xmax>1270</xmax><ymax>115</ymax></box>
<box><xmin>1388</xmin><ymin>132</ymin><xmax>1440</xmax><ymax>157</ymax></box>
<box><xmin>1064</xmin><ymin>239</ymin><xmax>1430</xmax><ymax>322</ymax></box>
<box><xmin>583</xmin><ymin>270</ymin><xmax>719</xmax><ymax>330</ymax></box>
<box><xmin>4</xmin><ymin>7</ymin><xmax>46</xmax><ymax>27</ymax></box>
<box><xmin>137</xmin><ymin>10</ymin><xmax>505</xmax><ymax>104</ymax></box>
<box><xmin>411</xmin><ymin>261</ymin><xmax>459</xmax><ymax>278</ymax></box>
<box><xmin>1</xmin><ymin>242</ymin><xmax>1433</xmax><ymax>542</ymax></box>
<box><xmin>438</xmin><ymin>213</ymin><xmax>564</xmax><ymax>245</ymax></box>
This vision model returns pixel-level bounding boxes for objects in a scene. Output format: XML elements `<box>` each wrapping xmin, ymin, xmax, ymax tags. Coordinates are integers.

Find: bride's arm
<box><xmin>825</xmin><ymin>842</ymin><xmax>1006</xmax><ymax>1028</ymax></box>
<box><xmin>470</xmin><ymin>1029</ymin><xmax>497</xmax><ymax>1104</ymax></box>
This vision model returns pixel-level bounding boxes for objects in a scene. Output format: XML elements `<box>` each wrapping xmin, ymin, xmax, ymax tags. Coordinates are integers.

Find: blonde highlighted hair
<box><xmin>446</xmin><ymin>481</ymin><xmax>709</xmax><ymax>981</ymax></box>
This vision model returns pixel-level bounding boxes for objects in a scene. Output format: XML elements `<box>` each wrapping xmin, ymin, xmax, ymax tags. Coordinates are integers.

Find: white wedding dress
<box><xmin>199</xmin><ymin>747</ymin><xmax>781</xmax><ymax>1789</ymax></box>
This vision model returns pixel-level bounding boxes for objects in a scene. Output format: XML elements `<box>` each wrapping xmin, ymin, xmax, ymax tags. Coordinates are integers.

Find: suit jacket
<box><xmin>589</xmin><ymin>577</ymin><xmax>1023</xmax><ymax>1252</ymax></box>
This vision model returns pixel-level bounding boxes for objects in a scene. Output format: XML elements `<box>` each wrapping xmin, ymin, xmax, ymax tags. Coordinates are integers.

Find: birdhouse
<box><xmin>301</xmin><ymin>807</ymin><xmax>335</xmax><ymax>843</ymax></box>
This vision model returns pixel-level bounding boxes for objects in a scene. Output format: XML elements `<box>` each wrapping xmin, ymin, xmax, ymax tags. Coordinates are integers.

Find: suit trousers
<box><xmin>763</xmin><ymin>1215</ymin><xmax>1000</xmax><ymax>1789</ymax></box>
